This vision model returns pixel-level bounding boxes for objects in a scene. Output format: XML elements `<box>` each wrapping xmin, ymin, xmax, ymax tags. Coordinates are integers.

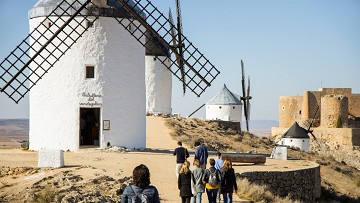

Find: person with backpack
<box><xmin>178</xmin><ymin>162</ymin><xmax>193</xmax><ymax>203</ymax></box>
<box><xmin>220</xmin><ymin>159</ymin><xmax>238</xmax><ymax>203</ymax></box>
<box><xmin>174</xmin><ymin>141</ymin><xmax>190</xmax><ymax>178</ymax></box>
<box><xmin>121</xmin><ymin>164</ymin><xmax>160</xmax><ymax>203</ymax></box>
<box><xmin>203</xmin><ymin>158</ymin><xmax>221</xmax><ymax>203</ymax></box>
<box><xmin>191</xmin><ymin>159</ymin><xmax>205</xmax><ymax>203</ymax></box>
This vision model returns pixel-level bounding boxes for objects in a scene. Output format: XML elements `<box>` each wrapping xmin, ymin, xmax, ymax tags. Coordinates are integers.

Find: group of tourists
<box><xmin>174</xmin><ymin>141</ymin><xmax>238</xmax><ymax>203</ymax></box>
<box><xmin>120</xmin><ymin>141</ymin><xmax>237</xmax><ymax>203</ymax></box>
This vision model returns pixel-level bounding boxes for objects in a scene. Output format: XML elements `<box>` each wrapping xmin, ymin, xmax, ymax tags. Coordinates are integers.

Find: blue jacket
<box><xmin>121</xmin><ymin>184</ymin><xmax>160</xmax><ymax>203</ymax></box>
<box><xmin>194</xmin><ymin>145</ymin><xmax>208</xmax><ymax>166</ymax></box>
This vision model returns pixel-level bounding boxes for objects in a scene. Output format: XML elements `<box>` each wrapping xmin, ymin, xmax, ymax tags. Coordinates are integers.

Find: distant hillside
<box><xmin>0</xmin><ymin>119</ymin><xmax>29</xmax><ymax>129</ymax></box>
<box><xmin>0</xmin><ymin>119</ymin><xmax>29</xmax><ymax>143</ymax></box>
<box><xmin>242</xmin><ymin>119</ymin><xmax>278</xmax><ymax>137</ymax></box>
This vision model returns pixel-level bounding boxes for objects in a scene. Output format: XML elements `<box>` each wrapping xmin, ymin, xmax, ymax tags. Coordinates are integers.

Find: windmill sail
<box><xmin>108</xmin><ymin>0</ymin><xmax>220</xmax><ymax>97</ymax></box>
<box><xmin>0</xmin><ymin>0</ymin><xmax>100</xmax><ymax>103</ymax></box>
<box><xmin>1</xmin><ymin>0</ymin><xmax>219</xmax><ymax>103</ymax></box>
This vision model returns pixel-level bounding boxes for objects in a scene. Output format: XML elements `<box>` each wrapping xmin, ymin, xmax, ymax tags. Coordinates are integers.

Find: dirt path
<box><xmin>0</xmin><ymin>116</ymin><xmax>248</xmax><ymax>202</ymax></box>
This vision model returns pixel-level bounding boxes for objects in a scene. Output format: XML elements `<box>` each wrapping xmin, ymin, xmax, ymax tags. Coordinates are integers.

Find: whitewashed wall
<box><xmin>145</xmin><ymin>56</ymin><xmax>172</xmax><ymax>115</ymax></box>
<box><xmin>280</xmin><ymin>138</ymin><xmax>310</xmax><ymax>152</ymax></box>
<box><xmin>205</xmin><ymin>104</ymin><xmax>242</xmax><ymax>123</ymax></box>
<box><xmin>29</xmin><ymin>16</ymin><xmax>145</xmax><ymax>151</ymax></box>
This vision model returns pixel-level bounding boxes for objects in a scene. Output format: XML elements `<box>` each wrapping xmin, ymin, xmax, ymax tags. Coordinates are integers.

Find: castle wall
<box><xmin>319</xmin><ymin>88</ymin><xmax>352</xmax><ymax>96</ymax></box>
<box><xmin>279</xmin><ymin>96</ymin><xmax>302</xmax><ymax>128</ymax></box>
<box><xmin>238</xmin><ymin>165</ymin><xmax>321</xmax><ymax>202</ymax></box>
<box><xmin>349</xmin><ymin>94</ymin><xmax>360</xmax><ymax>117</ymax></box>
<box><xmin>271</xmin><ymin>127</ymin><xmax>288</xmax><ymax>137</ymax></box>
<box><xmin>313</xmin><ymin>128</ymin><xmax>360</xmax><ymax>149</ymax></box>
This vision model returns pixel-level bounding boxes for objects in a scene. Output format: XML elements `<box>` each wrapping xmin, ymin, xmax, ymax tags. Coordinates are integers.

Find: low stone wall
<box><xmin>237</xmin><ymin>165</ymin><xmax>321</xmax><ymax>202</ymax></box>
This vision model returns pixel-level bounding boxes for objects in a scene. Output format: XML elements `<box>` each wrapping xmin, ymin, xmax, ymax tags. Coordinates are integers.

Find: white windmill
<box><xmin>0</xmin><ymin>0</ymin><xmax>220</xmax><ymax>151</ymax></box>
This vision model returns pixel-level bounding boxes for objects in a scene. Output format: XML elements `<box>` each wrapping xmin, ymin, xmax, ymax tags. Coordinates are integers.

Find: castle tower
<box><xmin>145</xmin><ymin>32</ymin><xmax>172</xmax><ymax>115</ymax></box>
<box><xmin>321</xmin><ymin>95</ymin><xmax>348</xmax><ymax>128</ymax></box>
<box><xmin>28</xmin><ymin>0</ymin><xmax>146</xmax><ymax>150</ymax></box>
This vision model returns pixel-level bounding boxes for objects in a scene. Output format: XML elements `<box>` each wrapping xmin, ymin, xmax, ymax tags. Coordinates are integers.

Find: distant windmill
<box><xmin>278</xmin><ymin>105</ymin><xmax>321</xmax><ymax>152</ymax></box>
<box><xmin>240</xmin><ymin>60</ymin><xmax>252</xmax><ymax>131</ymax></box>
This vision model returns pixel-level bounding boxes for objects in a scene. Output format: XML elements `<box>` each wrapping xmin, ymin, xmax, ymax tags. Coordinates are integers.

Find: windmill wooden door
<box><xmin>80</xmin><ymin>108</ymin><xmax>100</xmax><ymax>147</ymax></box>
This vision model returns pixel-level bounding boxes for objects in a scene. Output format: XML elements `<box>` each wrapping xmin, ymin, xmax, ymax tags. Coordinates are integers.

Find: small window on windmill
<box><xmin>219</xmin><ymin>106</ymin><xmax>222</xmax><ymax>109</ymax></box>
<box><xmin>299</xmin><ymin>110</ymin><xmax>302</xmax><ymax>115</ymax></box>
<box><xmin>87</xmin><ymin>21</ymin><xmax>94</xmax><ymax>28</ymax></box>
<box><xmin>233</xmin><ymin>106</ymin><xmax>235</xmax><ymax>109</ymax></box>
<box><xmin>47</xmin><ymin>22</ymin><xmax>52</xmax><ymax>28</ymax></box>
<box><xmin>282</xmin><ymin>106</ymin><xmax>285</xmax><ymax>110</ymax></box>
<box><xmin>86</xmin><ymin>65</ymin><xmax>95</xmax><ymax>79</ymax></box>
<box><xmin>153</xmin><ymin>57</ymin><xmax>157</xmax><ymax>61</ymax></box>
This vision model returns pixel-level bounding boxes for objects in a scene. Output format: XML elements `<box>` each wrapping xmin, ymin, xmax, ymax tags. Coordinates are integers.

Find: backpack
<box><xmin>130</xmin><ymin>185</ymin><xmax>150</xmax><ymax>203</ymax></box>
<box><xmin>208</xmin><ymin>169</ymin><xmax>219</xmax><ymax>187</ymax></box>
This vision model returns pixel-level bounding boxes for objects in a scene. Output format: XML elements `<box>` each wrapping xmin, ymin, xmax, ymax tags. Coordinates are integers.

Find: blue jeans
<box><xmin>223</xmin><ymin>193</ymin><xmax>233</xmax><ymax>203</ymax></box>
<box><xmin>206</xmin><ymin>188</ymin><xmax>218</xmax><ymax>203</ymax></box>
<box><xmin>192</xmin><ymin>192</ymin><xmax>202</xmax><ymax>203</ymax></box>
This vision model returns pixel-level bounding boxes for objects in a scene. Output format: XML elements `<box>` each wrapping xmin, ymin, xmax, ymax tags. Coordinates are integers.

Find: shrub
<box><xmin>36</xmin><ymin>188</ymin><xmax>56</xmax><ymax>203</ymax></box>
<box><xmin>20</xmin><ymin>141</ymin><xmax>29</xmax><ymax>150</ymax></box>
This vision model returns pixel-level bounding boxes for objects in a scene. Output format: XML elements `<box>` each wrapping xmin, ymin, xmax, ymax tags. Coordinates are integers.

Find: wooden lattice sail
<box><xmin>0</xmin><ymin>0</ymin><xmax>220</xmax><ymax>103</ymax></box>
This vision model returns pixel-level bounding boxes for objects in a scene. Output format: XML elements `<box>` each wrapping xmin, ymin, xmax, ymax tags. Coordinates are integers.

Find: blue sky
<box><xmin>0</xmin><ymin>0</ymin><xmax>359</xmax><ymax>121</ymax></box>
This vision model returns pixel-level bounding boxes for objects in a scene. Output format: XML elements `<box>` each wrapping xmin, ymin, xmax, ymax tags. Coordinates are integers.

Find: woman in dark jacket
<box><xmin>178</xmin><ymin>162</ymin><xmax>193</xmax><ymax>203</ymax></box>
<box><xmin>121</xmin><ymin>164</ymin><xmax>160</xmax><ymax>203</ymax></box>
<box><xmin>221</xmin><ymin>159</ymin><xmax>238</xmax><ymax>203</ymax></box>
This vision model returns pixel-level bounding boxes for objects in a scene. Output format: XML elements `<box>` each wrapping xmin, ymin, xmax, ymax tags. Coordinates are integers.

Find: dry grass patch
<box><xmin>36</xmin><ymin>188</ymin><xmax>56</xmax><ymax>203</ymax></box>
<box><xmin>236</xmin><ymin>178</ymin><xmax>302</xmax><ymax>203</ymax></box>
<box><xmin>164</xmin><ymin>117</ymin><xmax>273</xmax><ymax>153</ymax></box>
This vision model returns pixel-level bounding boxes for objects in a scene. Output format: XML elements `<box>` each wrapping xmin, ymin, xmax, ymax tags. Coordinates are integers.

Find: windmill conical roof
<box><xmin>206</xmin><ymin>84</ymin><xmax>242</xmax><ymax>105</ymax></box>
<box><xmin>145</xmin><ymin>31</ymin><xmax>169</xmax><ymax>56</ymax></box>
<box><xmin>29</xmin><ymin>0</ymin><xmax>145</xmax><ymax>19</ymax></box>
<box><xmin>282</xmin><ymin>122</ymin><xmax>309</xmax><ymax>139</ymax></box>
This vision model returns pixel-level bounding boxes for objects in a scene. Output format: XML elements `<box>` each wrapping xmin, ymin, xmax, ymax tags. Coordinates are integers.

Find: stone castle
<box><xmin>272</xmin><ymin>88</ymin><xmax>360</xmax><ymax>149</ymax></box>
